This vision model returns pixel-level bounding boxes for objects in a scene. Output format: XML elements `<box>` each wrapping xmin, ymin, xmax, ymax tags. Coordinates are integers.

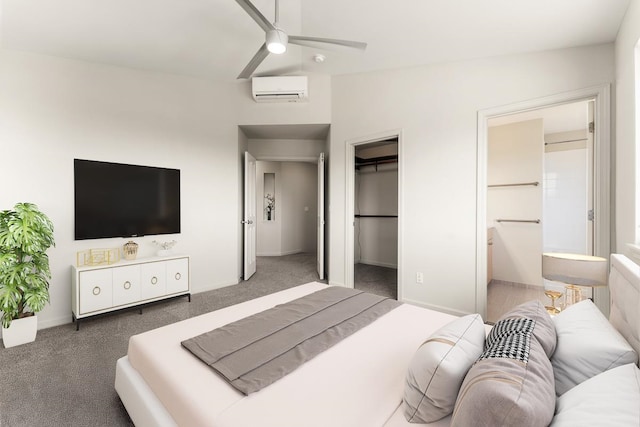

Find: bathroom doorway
<box><xmin>477</xmin><ymin>85</ymin><xmax>611</xmax><ymax>320</ymax></box>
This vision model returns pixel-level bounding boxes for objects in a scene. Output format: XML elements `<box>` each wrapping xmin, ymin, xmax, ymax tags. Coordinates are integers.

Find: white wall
<box><xmin>0</xmin><ymin>49</ymin><xmax>240</xmax><ymax>331</ymax></box>
<box><xmin>248</xmin><ymin>138</ymin><xmax>325</xmax><ymax>161</ymax></box>
<box><xmin>281</xmin><ymin>162</ymin><xmax>317</xmax><ymax>254</ymax></box>
<box><xmin>255</xmin><ymin>161</ymin><xmax>317</xmax><ymax>256</ymax></box>
<box><xmin>0</xmin><ymin>48</ymin><xmax>333</xmax><ymax>332</ymax></box>
<box><xmin>256</xmin><ymin>161</ymin><xmax>282</xmax><ymax>255</ymax></box>
<box><xmin>488</xmin><ymin>119</ymin><xmax>543</xmax><ymax>287</ymax></box>
<box><xmin>615</xmin><ymin>1</ymin><xmax>640</xmax><ymax>253</ymax></box>
<box><xmin>330</xmin><ymin>44</ymin><xmax>615</xmax><ymax>314</ymax></box>
<box><xmin>237</xmin><ymin>74</ymin><xmax>331</xmax><ymax>126</ymax></box>
<box><xmin>0</xmin><ymin>34</ymin><xmax>623</xmax><ymax>329</ymax></box>
<box><xmin>355</xmin><ymin>164</ymin><xmax>398</xmax><ymax>268</ymax></box>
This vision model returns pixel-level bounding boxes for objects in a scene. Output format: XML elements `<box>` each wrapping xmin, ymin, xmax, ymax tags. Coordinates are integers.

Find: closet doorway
<box><xmin>346</xmin><ymin>132</ymin><xmax>401</xmax><ymax>300</ymax></box>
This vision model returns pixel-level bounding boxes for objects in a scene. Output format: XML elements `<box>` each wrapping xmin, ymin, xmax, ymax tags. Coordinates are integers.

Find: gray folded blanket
<box><xmin>181</xmin><ymin>286</ymin><xmax>401</xmax><ymax>394</ymax></box>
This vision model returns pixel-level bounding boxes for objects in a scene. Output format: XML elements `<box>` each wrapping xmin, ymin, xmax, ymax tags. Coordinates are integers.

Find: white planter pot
<box><xmin>1</xmin><ymin>316</ymin><xmax>38</xmax><ymax>348</ymax></box>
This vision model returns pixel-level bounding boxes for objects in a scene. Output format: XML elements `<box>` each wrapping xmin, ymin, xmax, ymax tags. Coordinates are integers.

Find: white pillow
<box><xmin>550</xmin><ymin>363</ymin><xmax>640</xmax><ymax>426</ymax></box>
<box><xmin>551</xmin><ymin>299</ymin><xmax>638</xmax><ymax>395</ymax></box>
<box><xmin>403</xmin><ymin>314</ymin><xmax>485</xmax><ymax>423</ymax></box>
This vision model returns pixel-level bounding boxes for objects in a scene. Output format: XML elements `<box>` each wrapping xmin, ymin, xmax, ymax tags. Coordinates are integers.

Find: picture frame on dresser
<box><xmin>71</xmin><ymin>255</ymin><xmax>190</xmax><ymax>330</ymax></box>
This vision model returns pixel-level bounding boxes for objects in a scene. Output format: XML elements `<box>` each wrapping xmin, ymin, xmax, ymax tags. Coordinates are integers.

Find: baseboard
<box><xmin>402</xmin><ymin>298</ymin><xmax>471</xmax><ymax>317</ymax></box>
<box><xmin>328</xmin><ymin>280</ymin><xmax>347</xmax><ymax>288</ymax></box>
<box><xmin>357</xmin><ymin>259</ymin><xmax>398</xmax><ymax>269</ymax></box>
<box><xmin>30</xmin><ymin>315</ymin><xmax>74</xmax><ymax>333</ymax></box>
<box><xmin>192</xmin><ymin>280</ymin><xmax>239</xmax><ymax>294</ymax></box>
<box><xmin>257</xmin><ymin>249</ymin><xmax>303</xmax><ymax>257</ymax></box>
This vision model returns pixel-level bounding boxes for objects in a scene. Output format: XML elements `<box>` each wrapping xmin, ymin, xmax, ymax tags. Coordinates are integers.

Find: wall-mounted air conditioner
<box><xmin>252</xmin><ymin>76</ymin><xmax>308</xmax><ymax>103</ymax></box>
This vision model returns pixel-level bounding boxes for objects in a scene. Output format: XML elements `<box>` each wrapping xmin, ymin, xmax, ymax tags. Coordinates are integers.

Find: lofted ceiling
<box><xmin>1</xmin><ymin>0</ymin><xmax>631</xmax><ymax>82</ymax></box>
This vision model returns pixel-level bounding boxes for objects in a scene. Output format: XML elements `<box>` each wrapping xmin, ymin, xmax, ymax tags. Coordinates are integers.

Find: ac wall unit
<box><xmin>252</xmin><ymin>76</ymin><xmax>308</xmax><ymax>103</ymax></box>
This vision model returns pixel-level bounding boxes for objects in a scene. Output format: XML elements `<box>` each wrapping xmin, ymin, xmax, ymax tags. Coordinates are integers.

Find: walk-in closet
<box><xmin>354</xmin><ymin>138</ymin><xmax>398</xmax><ymax>299</ymax></box>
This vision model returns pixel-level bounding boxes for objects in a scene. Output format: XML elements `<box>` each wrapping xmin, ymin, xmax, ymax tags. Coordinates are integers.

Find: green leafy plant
<box><xmin>0</xmin><ymin>203</ymin><xmax>55</xmax><ymax>328</ymax></box>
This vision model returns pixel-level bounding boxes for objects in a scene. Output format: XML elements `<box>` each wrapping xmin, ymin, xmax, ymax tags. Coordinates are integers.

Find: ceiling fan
<box><xmin>235</xmin><ymin>0</ymin><xmax>367</xmax><ymax>79</ymax></box>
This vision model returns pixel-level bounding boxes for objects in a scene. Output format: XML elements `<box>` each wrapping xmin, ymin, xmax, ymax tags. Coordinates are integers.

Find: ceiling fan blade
<box><xmin>235</xmin><ymin>0</ymin><xmax>275</xmax><ymax>32</ymax></box>
<box><xmin>289</xmin><ymin>35</ymin><xmax>367</xmax><ymax>51</ymax></box>
<box><xmin>237</xmin><ymin>43</ymin><xmax>270</xmax><ymax>79</ymax></box>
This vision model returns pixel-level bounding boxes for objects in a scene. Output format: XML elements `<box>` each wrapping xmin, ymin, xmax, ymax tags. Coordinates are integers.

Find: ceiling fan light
<box><xmin>266</xmin><ymin>29</ymin><xmax>288</xmax><ymax>54</ymax></box>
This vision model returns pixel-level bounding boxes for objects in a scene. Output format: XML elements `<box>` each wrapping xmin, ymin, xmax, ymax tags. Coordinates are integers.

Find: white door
<box><xmin>244</xmin><ymin>151</ymin><xmax>257</xmax><ymax>280</ymax></box>
<box><xmin>317</xmin><ymin>153</ymin><xmax>325</xmax><ymax>280</ymax></box>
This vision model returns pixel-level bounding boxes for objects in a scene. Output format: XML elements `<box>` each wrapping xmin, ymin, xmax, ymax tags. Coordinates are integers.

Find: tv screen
<box><xmin>74</xmin><ymin>159</ymin><xmax>180</xmax><ymax>240</ymax></box>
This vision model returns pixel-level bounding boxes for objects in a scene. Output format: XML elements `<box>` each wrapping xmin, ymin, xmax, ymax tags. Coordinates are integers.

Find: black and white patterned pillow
<box><xmin>479</xmin><ymin>317</ymin><xmax>535</xmax><ymax>363</ymax></box>
<box><xmin>451</xmin><ymin>301</ymin><xmax>556</xmax><ymax>427</ymax></box>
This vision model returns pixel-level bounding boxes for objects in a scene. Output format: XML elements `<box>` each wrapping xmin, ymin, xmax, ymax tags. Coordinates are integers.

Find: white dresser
<box><xmin>71</xmin><ymin>255</ymin><xmax>190</xmax><ymax>330</ymax></box>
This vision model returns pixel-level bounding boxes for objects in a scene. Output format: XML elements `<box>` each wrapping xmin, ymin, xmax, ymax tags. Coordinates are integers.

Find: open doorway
<box><xmin>243</xmin><ymin>155</ymin><xmax>326</xmax><ymax>281</ymax></box>
<box><xmin>485</xmin><ymin>101</ymin><xmax>593</xmax><ymax>322</ymax></box>
<box><xmin>239</xmin><ymin>124</ymin><xmax>329</xmax><ymax>283</ymax></box>
<box><xmin>254</xmin><ymin>160</ymin><xmax>318</xmax><ymax>257</ymax></box>
<box><xmin>477</xmin><ymin>85</ymin><xmax>611</xmax><ymax>321</ymax></box>
<box><xmin>347</xmin><ymin>135</ymin><xmax>400</xmax><ymax>300</ymax></box>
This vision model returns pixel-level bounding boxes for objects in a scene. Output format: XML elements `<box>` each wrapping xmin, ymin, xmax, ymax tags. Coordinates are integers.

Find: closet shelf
<box><xmin>355</xmin><ymin>155</ymin><xmax>398</xmax><ymax>170</ymax></box>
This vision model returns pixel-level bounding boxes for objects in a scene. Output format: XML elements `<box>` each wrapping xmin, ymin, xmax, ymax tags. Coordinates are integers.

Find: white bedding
<box><xmin>117</xmin><ymin>255</ymin><xmax>640</xmax><ymax>427</ymax></box>
<box><xmin>121</xmin><ymin>282</ymin><xmax>460</xmax><ymax>426</ymax></box>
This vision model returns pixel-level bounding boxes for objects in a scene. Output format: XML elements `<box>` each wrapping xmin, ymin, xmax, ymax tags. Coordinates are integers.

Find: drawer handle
<box><xmin>175</xmin><ymin>272</ymin><xmax>181</xmax><ymax>280</ymax></box>
<box><xmin>123</xmin><ymin>281</ymin><xmax>131</xmax><ymax>290</ymax></box>
<box><xmin>93</xmin><ymin>286</ymin><xmax>101</xmax><ymax>296</ymax></box>
<box><xmin>151</xmin><ymin>276</ymin><xmax>158</xmax><ymax>285</ymax></box>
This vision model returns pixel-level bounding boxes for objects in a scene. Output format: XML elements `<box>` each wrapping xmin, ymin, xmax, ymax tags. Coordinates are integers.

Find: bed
<box><xmin>115</xmin><ymin>254</ymin><xmax>640</xmax><ymax>427</ymax></box>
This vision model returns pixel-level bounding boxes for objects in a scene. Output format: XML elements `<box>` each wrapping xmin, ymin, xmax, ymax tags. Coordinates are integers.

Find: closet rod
<box><xmin>496</xmin><ymin>219</ymin><xmax>540</xmax><ymax>224</ymax></box>
<box><xmin>354</xmin><ymin>214</ymin><xmax>398</xmax><ymax>218</ymax></box>
<box><xmin>545</xmin><ymin>138</ymin><xmax>588</xmax><ymax>145</ymax></box>
<box><xmin>488</xmin><ymin>181</ymin><xmax>539</xmax><ymax>188</ymax></box>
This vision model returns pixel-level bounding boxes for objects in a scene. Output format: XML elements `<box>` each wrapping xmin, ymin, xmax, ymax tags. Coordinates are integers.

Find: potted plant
<box><xmin>0</xmin><ymin>202</ymin><xmax>55</xmax><ymax>348</ymax></box>
<box><xmin>265</xmin><ymin>193</ymin><xmax>275</xmax><ymax>221</ymax></box>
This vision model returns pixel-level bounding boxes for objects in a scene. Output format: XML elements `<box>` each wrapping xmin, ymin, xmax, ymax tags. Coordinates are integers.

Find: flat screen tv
<box><xmin>74</xmin><ymin>159</ymin><xmax>180</xmax><ymax>240</ymax></box>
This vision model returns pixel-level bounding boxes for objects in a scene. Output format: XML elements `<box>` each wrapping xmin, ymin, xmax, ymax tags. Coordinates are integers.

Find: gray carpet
<box><xmin>354</xmin><ymin>262</ymin><xmax>398</xmax><ymax>300</ymax></box>
<box><xmin>0</xmin><ymin>253</ymin><xmax>324</xmax><ymax>427</ymax></box>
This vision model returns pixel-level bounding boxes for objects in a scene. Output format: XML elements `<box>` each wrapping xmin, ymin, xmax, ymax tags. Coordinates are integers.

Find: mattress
<box><xmin>125</xmin><ymin>282</ymin><xmax>460</xmax><ymax>426</ymax></box>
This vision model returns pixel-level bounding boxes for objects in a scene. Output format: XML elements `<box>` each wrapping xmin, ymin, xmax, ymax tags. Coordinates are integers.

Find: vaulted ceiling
<box><xmin>1</xmin><ymin>0</ymin><xmax>630</xmax><ymax>82</ymax></box>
